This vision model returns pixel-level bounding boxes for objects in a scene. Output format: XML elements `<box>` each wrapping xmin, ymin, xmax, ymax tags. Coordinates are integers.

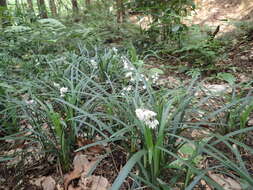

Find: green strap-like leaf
<box><xmin>110</xmin><ymin>150</ymin><xmax>146</xmax><ymax>190</ymax></box>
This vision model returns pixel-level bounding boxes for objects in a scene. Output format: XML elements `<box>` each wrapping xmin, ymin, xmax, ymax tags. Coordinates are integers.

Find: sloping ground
<box><xmin>191</xmin><ymin>0</ymin><xmax>253</xmax><ymax>33</ymax></box>
<box><xmin>189</xmin><ymin>0</ymin><xmax>253</xmax><ymax>79</ymax></box>
<box><xmin>132</xmin><ymin>0</ymin><xmax>253</xmax><ymax>79</ymax></box>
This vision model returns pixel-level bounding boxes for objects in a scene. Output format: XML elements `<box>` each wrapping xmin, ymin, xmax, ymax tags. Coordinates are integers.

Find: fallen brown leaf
<box><xmin>64</xmin><ymin>154</ymin><xmax>98</xmax><ymax>190</ymax></box>
<box><xmin>248</xmin><ymin>118</ymin><xmax>253</xmax><ymax>126</ymax></box>
<box><xmin>41</xmin><ymin>176</ymin><xmax>56</xmax><ymax>190</ymax></box>
<box><xmin>64</xmin><ymin>167</ymin><xmax>83</xmax><ymax>190</ymax></box>
<box><xmin>76</xmin><ymin>138</ymin><xmax>105</xmax><ymax>154</ymax></box>
<box><xmin>79</xmin><ymin>176</ymin><xmax>110</xmax><ymax>190</ymax></box>
<box><xmin>73</xmin><ymin>154</ymin><xmax>90</xmax><ymax>172</ymax></box>
<box><xmin>208</xmin><ymin>172</ymin><xmax>242</xmax><ymax>190</ymax></box>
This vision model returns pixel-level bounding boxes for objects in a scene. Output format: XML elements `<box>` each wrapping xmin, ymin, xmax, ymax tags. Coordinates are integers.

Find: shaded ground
<box><xmin>191</xmin><ymin>0</ymin><xmax>253</xmax><ymax>33</ymax></box>
<box><xmin>147</xmin><ymin>0</ymin><xmax>253</xmax><ymax>82</ymax></box>
<box><xmin>192</xmin><ymin>0</ymin><xmax>253</xmax><ymax>78</ymax></box>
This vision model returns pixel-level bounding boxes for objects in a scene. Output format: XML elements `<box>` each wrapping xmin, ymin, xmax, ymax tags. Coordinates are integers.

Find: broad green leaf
<box><xmin>150</xmin><ymin>68</ymin><xmax>164</xmax><ymax>75</ymax></box>
<box><xmin>217</xmin><ymin>73</ymin><xmax>236</xmax><ymax>85</ymax></box>
<box><xmin>179</xmin><ymin>143</ymin><xmax>195</xmax><ymax>156</ymax></box>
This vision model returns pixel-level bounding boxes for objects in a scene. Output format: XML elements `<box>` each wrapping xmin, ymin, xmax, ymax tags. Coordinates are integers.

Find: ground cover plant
<box><xmin>0</xmin><ymin>0</ymin><xmax>253</xmax><ymax>189</ymax></box>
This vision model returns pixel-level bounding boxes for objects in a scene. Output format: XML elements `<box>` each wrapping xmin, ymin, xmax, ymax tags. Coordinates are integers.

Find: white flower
<box><xmin>121</xmin><ymin>56</ymin><xmax>137</xmax><ymax>82</ymax></box>
<box><xmin>151</xmin><ymin>73</ymin><xmax>159</xmax><ymax>79</ymax></box>
<box><xmin>53</xmin><ymin>82</ymin><xmax>60</xmax><ymax>88</ymax></box>
<box><xmin>122</xmin><ymin>56</ymin><xmax>134</xmax><ymax>71</ymax></box>
<box><xmin>140</xmin><ymin>74</ymin><xmax>149</xmax><ymax>82</ymax></box>
<box><xmin>60</xmin><ymin>87</ymin><xmax>68</xmax><ymax>97</ymax></box>
<box><xmin>123</xmin><ymin>59</ymin><xmax>130</xmax><ymax>70</ymax></box>
<box><xmin>90</xmin><ymin>59</ymin><xmax>98</xmax><ymax>69</ymax></box>
<box><xmin>135</xmin><ymin>108</ymin><xmax>159</xmax><ymax>129</ymax></box>
<box><xmin>136</xmin><ymin>108</ymin><xmax>157</xmax><ymax>120</ymax></box>
<box><xmin>112</xmin><ymin>47</ymin><xmax>118</xmax><ymax>53</ymax></box>
<box><xmin>121</xmin><ymin>85</ymin><xmax>133</xmax><ymax>95</ymax></box>
<box><xmin>151</xmin><ymin>73</ymin><xmax>159</xmax><ymax>80</ymax></box>
<box><xmin>147</xmin><ymin>119</ymin><xmax>159</xmax><ymax>129</ymax></box>
<box><xmin>26</xmin><ymin>99</ymin><xmax>35</xmax><ymax>105</ymax></box>
<box><xmin>125</xmin><ymin>71</ymin><xmax>133</xmax><ymax>78</ymax></box>
<box><xmin>123</xmin><ymin>85</ymin><xmax>133</xmax><ymax>91</ymax></box>
<box><xmin>150</xmin><ymin>73</ymin><xmax>159</xmax><ymax>84</ymax></box>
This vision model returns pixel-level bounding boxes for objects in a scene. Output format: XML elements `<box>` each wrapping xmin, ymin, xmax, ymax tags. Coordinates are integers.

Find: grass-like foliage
<box><xmin>0</xmin><ymin>20</ymin><xmax>253</xmax><ymax>189</ymax></box>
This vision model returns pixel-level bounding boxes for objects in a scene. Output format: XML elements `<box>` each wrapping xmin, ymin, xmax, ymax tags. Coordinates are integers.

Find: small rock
<box><xmin>208</xmin><ymin>172</ymin><xmax>242</xmax><ymax>190</ymax></box>
<box><xmin>205</xmin><ymin>84</ymin><xmax>231</xmax><ymax>94</ymax></box>
<box><xmin>240</xmin><ymin>55</ymin><xmax>248</xmax><ymax>61</ymax></box>
<box><xmin>248</xmin><ymin>119</ymin><xmax>253</xmax><ymax>126</ymax></box>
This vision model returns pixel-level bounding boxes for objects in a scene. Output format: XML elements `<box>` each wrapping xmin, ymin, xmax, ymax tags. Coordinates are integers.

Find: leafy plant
<box><xmin>129</xmin><ymin>0</ymin><xmax>195</xmax><ymax>42</ymax></box>
<box><xmin>211</xmin><ymin>77</ymin><xmax>253</xmax><ymax>135</ymax></box>
<box><xmin>199</xmin><ymin>129</ymin><xmax>253</xmax><ymax>188</ymax></box>
<box><xmin>1</xmin><ymin>9</ymin><xmax>253</xmax><ymax>189</ymax></box>
<box><xmin>173</xmin><ymin>25</ymin><xmax>225</xmax><ymax>68</ymax></box>
<box><xmin>105</xmin><ymin>75</ymin><xmax>201</xmax><ymax>188</ymax></box>
<box><xmin>225</xmin><ymin>95</ymin><xmax>253</xmax><ymax>135</ymax></box>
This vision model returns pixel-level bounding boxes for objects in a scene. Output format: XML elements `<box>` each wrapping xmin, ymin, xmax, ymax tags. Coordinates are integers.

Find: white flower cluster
<box><xmin>135</xmin><ymin>108</ymin><xmax>159</xmax><ymax>129</ymax></box>
<box><xmin>25</xmin><ymin>99</ymin><xmax>35</xmax><ymax>105</ymax></box>
<box><xmin>25</xmin><ymin>99</ymin><xmax>36</xmax><ymax>106</ymax></box>
<box><xmin>54</xmin><ymin>83</ymin><xmax>68</xmax><ymax>97</ymax></box>
<box><xmin>60</xmin><ymin>87</ymin><xmax>68</xmax><ymax>97</ymax></box>
<box><xmin>90</xmin><ymin>59</ymin><xmax>98</xmax><ymax>69</ymax></box>
<box><xmin>123</xmin><ymin>85</ymin><xmax>133</xmax><ymax>92</ymax></box>
<box><xmin>122</xmin><ymin>57</ymin><xmax>147</xmax><ymax>88</ymax></box>
<box><xmin>112</xmin><ymin>47</ymin><xmax>118</xmax><ymax>53</ymax></box>
<box><xmin>150</xmin><ymin>73</ymin><xmax>159</xmax><ymax>84</ymax></box>
<box><xmin>121</xmin><ymin>85</ymin><xmax>133</xmax><ymax>95</ymax></box>
<box><xmin>122</xmin><ymin>56</ymin><xmax>135</xmax><ymax>81</ymax></box>
<box><xmin>121</xmin><ymin>57</ymin><xmax>161</xmax><ymax>91</ymax></box>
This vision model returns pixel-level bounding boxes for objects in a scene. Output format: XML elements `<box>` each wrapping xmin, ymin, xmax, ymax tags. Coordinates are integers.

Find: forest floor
<box><xmin>1</xmin><ymin>0</ymin><xmax>253</xmax><ymax>190</ymax></box>
<box><xmin>161</xmin><ymin>0</ymin><xmax>253</xmax><ymax>80</ymax></box>
<box><xmin>191</xmin><ymin>0</ymin><xmax>253</xmax><ymax>77</ymax></box>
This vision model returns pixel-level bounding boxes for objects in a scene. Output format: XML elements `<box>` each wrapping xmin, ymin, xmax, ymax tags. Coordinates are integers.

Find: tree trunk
<box><xmin>15</xmin><ymin>0</ymin><xmax>22</xmax><ymax>15</ymax></box>
<box><xmin>116</xmin><ymin>0</ymin><xmax>124</xmax><ymax>23</ymax></box>
<box><xmin>0</xmin><ymin>0</ymin><xmax>10</xmax><ymax>27</ymax></box>
<box><xmin>71</xmin><ymin>0</ymin><xmax>78</xmax><ymax>13</ymax></box>
<box><xmin>49</xmin><ymin>0</ymin><xmax>57</xmax><ymax>16</ymax></box>
<box><xmin>37</xmin><ymin>0</ymin><xmax>48</xmax><ymax>18</ymax></box>
<box><xmin>85</xmin><ymin>0</ymin><xmax>90</xmax><ymax>7</ymax></box>
<box><xmin>57</xmin><ymin>0</ymin><xmax>69</xmax><ymax>12</ymax></box>
<box><xmin>27</xmin><ymin>0</ymin><xmax>34</xmax><ymax>11</ymax></box>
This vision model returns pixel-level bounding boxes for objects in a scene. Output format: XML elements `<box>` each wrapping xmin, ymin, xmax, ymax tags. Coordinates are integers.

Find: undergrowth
<box><xmin>0</xmin><ymin>5</ymin><xmax>252</xmax><ymax>189</ymax></box>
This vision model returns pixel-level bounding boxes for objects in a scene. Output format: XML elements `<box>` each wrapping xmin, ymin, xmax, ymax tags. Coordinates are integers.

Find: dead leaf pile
<box><xmin>64</xmin><ymin>154</ymin><xmax>110</xmax><ymax>190</ymax></box>
<box><xmin>76</xmin><ymin>137</ymin><xmax>105</xmax><ymax>155</ymax></box>
<box><xmin>30</xmin><ymin>176</ymin><xmax>56</xmax><ymax>190</ymax></box>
